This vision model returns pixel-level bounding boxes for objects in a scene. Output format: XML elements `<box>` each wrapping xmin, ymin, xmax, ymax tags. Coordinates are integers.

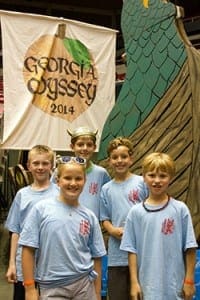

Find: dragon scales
<box><xmin>98</xmin><ymin>0</ymin><xmax>200</xmax><ymax>241</ymax></box>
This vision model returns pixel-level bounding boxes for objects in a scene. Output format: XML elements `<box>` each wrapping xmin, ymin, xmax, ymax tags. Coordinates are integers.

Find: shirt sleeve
<box><xmin>99</xmin><ymin>185</ymin><xmax>111</xmax><ymax>222</ymax></box>
<box><xmin>181</xmin><ymin>203</ymin><xmax>198</xmax><ymax>250</ymax></box>
<box><xmin>120</xmin><ymin>208</ymin><xmax>137</xmax><ymax>254</ymax></box>
<box><xmin>88</xmin><ymin>214</ymin><xmax>106</xmax><ymax>257</ymax></box>
<box><xmin>5</xmin><ymin>191</ymin><xmax>22</xmax><ymax>233</ymax></box>
<box><xmin>18</xmin><ymin>205</ymin><xmax>41</xmax><ymax>249</ymax></box>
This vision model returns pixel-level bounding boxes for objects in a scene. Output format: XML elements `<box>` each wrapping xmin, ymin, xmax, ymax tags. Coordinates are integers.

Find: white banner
<box><xmin>0</xmin><ymin>10</ymin><xmax>116</xmax><ymax>150</ymax></box>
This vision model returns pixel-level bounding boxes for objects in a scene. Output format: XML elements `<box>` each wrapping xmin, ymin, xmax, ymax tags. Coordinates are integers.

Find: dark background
<box><xmin>0</xmin><ymin>0</ymin><xmax>200</xmax><ymax>50</ymax></box>
<box><xmin>0</xmin><ymin>0</ymin><xmax>200</xmax><ymax>51</ymax></box>
<box><xmin>0</xmin><ymin>0</ymin><xmax>199</xmax><ymax>27</ymax></box>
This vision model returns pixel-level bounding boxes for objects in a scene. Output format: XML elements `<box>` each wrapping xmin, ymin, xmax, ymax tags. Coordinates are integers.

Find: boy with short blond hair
<box><xmin>5</xmin><ymin>145</ymin><xmax>59</xmax><ymax>300</ymax></box>
<box><xmin>121</xmin><ymin>152</ymin><xmax>197</xmax><ymax>300</ymax></box>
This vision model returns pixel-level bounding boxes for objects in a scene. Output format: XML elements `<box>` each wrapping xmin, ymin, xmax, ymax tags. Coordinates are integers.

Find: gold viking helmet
<box><xmin>67</xmin><ymin>126</ymin><xmax>98</xmax><ymax>143</ymax></box>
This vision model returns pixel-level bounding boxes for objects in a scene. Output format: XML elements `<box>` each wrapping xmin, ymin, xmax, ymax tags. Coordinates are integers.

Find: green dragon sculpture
<box><xmin>98</xmin><ymin>0</ymin><xmax>200</xmax><ymax>241</ymax></box>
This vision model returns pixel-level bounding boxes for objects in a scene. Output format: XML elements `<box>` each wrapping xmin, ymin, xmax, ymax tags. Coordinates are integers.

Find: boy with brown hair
<box><xmin>100</xmin><ymin>137</ymin><xmax>148</xmax><ymax>300</ymax></box>
<box><xmin>5</xmin><ymin>145</ymin><xmax>59</xmax><ymax>300</ymax></box>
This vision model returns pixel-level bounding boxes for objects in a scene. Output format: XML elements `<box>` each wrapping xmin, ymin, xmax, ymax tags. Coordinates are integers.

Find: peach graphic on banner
<box><xmin>23</xmin><ymin>24</ymin><xmax>98</xmax><ymax>122</ymax></box>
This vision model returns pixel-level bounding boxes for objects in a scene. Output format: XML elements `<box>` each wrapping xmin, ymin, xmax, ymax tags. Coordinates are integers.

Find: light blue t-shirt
<box><xmin>100</xmin><ymin>174</ymin><xmax>148</xmax><ymax>266</ymax></box>
<box><xmin>79</xmin><ymin>163</ymin><xmax>110</xmax><ymax>219</ymax></box>
<box><xmin>19</xmin><ymin>198</ymin><xmax>106</xmax><ymax>288</ymax></box>
<box><xmin>51</xmin><ymin>162</ymin><xmax>110</xmax><ymax>219</ymax></box>
<box><xmin>5</xmin><ymin>183</ymin><xmax>59</xmax><ymax>281</ymax></box>
<box><xmin>120</xmin><ymin>198</ymin><xmax>197</xmax><ymax>300</ymax></box>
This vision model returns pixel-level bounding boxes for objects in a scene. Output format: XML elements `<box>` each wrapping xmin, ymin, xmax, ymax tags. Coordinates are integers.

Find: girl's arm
<box><xmin>22</xmin><ymin>246</ymin><xmax>39</xmax><ymax>300</ymax></box>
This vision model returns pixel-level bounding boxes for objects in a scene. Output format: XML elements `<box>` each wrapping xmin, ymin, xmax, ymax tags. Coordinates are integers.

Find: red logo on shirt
<box><xmin>79</xmin><ymin>219</ymin><xmax>90</xmax><ymax>235</ymax></box>
<box><xmin>161</xmin><ymin>218</ymin><xmax>175</xmax><ymax>235</ymax></box>
<box><xmin>128</xmin><ymin>189</ymin><xmax>139</xmax><ymax>203</ymax></box>
<box><xmin>89</xmin><ymin>182</ymin><xmax>98</xmax><ymax>195</ymax></box>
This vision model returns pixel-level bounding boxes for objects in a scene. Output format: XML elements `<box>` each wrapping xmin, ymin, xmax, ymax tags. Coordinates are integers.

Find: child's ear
<box><xmin>70</xmin><ymin>143</ymin><xmax>74</xmax><ymax>151</ymax></box>
<box><xmin>27</xmin><ymin>162</ymin><xmax>30</xmax><ymax>170</ymax></box>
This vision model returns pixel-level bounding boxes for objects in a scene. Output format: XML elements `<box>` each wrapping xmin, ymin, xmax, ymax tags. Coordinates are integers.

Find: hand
<box><xmin>6</xmin><ymin>265</ymin><xmax>17</xmax><ymax>283</ymax></box>
<box><xmin>25</xmin><ymin>286</ymin><xmax>39</xmax><ymax>300</ymax></box>
<box><xmin>183</xmin><ymin>283</ymin><xmax>195</xmax><ymax>300</ymax></box>
<box><xmin>130</xmin><ymin>282</ymin><xmax>143</xmax><ymax>300</ymax></box>
<box><xmin>111</xmin><ymin>227</ymin><xmax>124</xmax><ymax>240</ymax></box>
<box><xmin>131</xmin><ymin>295</ymin><xmax>143</xmax><ymax>300</ymax></box>
<box><xmin>95</xmin><ymin>292</ymin><xmax>102</xmax><ymax>300</ymax></box>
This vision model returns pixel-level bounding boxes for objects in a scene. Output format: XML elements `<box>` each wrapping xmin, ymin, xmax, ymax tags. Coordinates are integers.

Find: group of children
<box><xmin>4</xmin><ymin>127</ymin><xmax>197</xmax><ymax>300</ymax></box>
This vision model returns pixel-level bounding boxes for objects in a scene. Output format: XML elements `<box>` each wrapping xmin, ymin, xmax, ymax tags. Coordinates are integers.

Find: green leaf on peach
<box><xmin>63</xmin><ymin>38</ymin><xmax>91</xmax><ymax>69</ymax></box>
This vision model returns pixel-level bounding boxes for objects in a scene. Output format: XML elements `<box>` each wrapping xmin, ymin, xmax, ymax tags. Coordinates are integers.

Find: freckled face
<box><xmin>57</xmin><ymin>163</ymin><xmax>85</xmax><ymax>205</ymax></box>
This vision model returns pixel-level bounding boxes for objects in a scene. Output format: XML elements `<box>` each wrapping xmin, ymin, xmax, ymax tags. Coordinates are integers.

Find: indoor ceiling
<box><xmin>0</xmin><ymin>0</ymin><xmax>199</xmax><ymax>28</ymax></box>
<box><xmin>0</xmin><ymin>0</ymin><xmax>200</xmax><ymax>49</ymax></box>
<box><xmin>0</xmin><ymin>0</ymin><xmax>122</xmax><ymax>29</ymax></box>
